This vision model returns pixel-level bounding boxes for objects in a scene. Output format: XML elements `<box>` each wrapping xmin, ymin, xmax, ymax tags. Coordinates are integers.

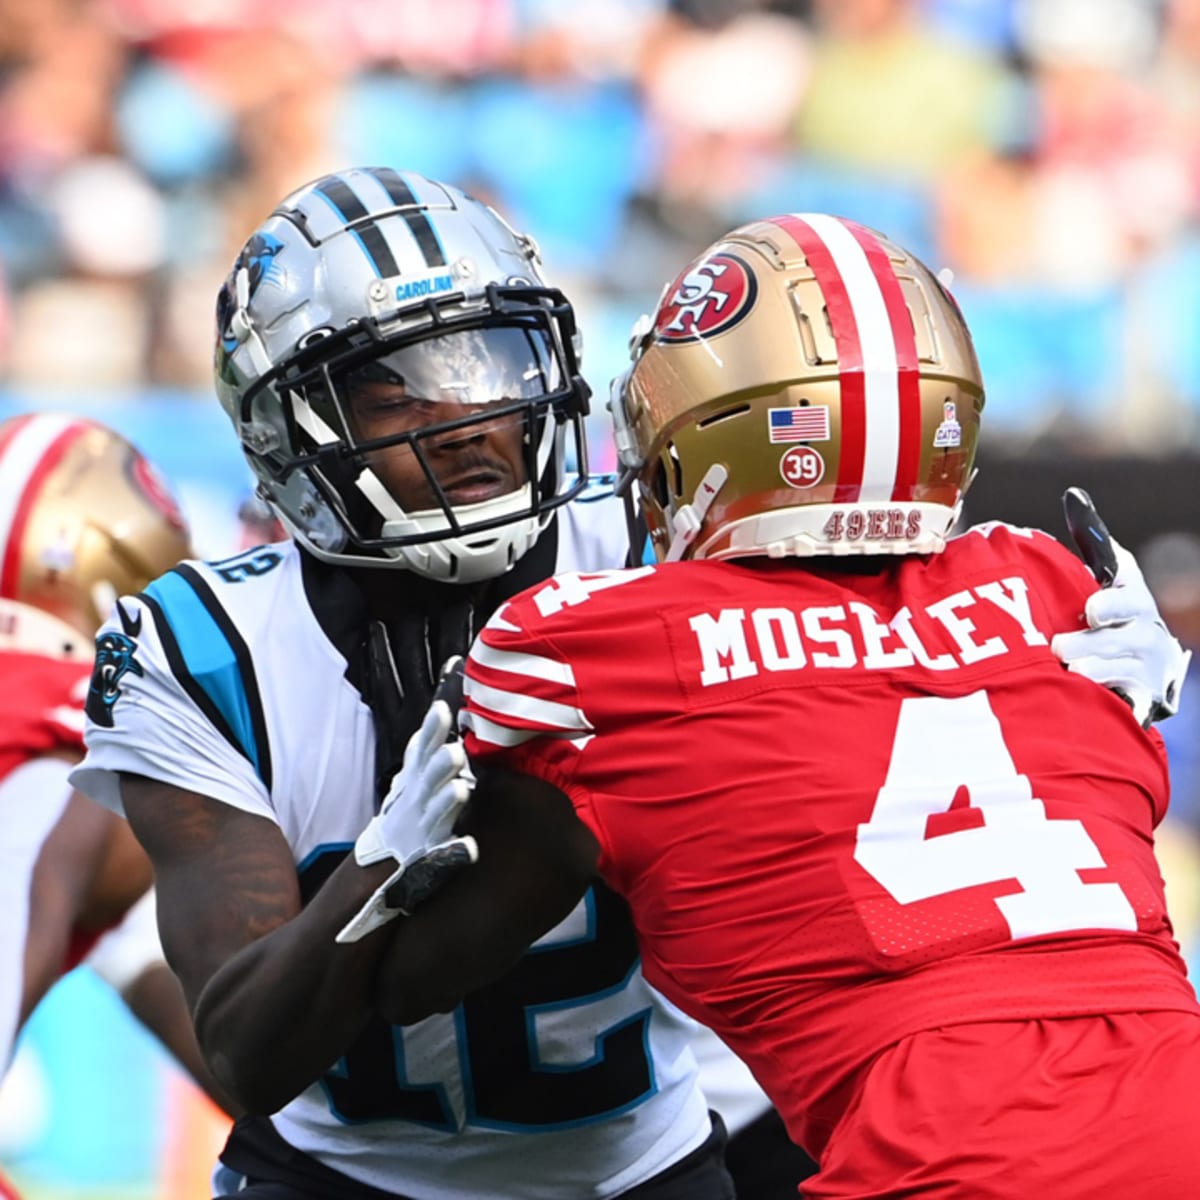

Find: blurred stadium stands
<box><xmin>2</xmin><ymin>0</ymin><xmax>1199</xmax><ymax>453</ymax></box>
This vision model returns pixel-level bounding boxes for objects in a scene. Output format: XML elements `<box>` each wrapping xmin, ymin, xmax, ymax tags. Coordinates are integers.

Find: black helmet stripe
<box><xmin>371</xmin><ymin>168</ymin><xmax>448</xmax><ymax>268</ymax></box>
<box><xmin>313</xmin><ymin>175</ymin><xmax>401</xmax><ymax>279</ymax></box>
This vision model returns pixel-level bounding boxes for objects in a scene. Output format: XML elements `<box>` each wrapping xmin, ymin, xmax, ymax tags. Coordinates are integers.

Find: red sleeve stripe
<box><xmin>463</xmin><ymin>675</ymin><xmax>591</xmax><ymax>735</ymax></box>
<box><xmin>480</xmin><ymin>605</ymin><xmax>522</xmax><ymax>634</ymax></box>
<box><xmin>463</xmin><ymin>708</ymin><xmax>595</xmax><ymax>750</ymax></box>
<box><xmin>461</xmin><ymin>710</ymin><xmax>544</xmax><ymax>748</ymax></box>
<box><xmin>468</xmin><ymin>632</ymin><xmax>578</xmax><ymax>687</ymax></box>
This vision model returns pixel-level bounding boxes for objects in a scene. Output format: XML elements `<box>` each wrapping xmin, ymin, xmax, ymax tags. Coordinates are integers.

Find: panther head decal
<box><xmin>85</xmin><ymin>624</ymin><xmax>144</xmax><ymax>728</ymax></box>
<box><xmin>215</xmin><ymin>231</ymin><xmax>286</xmax><ymax>385</ymax></box>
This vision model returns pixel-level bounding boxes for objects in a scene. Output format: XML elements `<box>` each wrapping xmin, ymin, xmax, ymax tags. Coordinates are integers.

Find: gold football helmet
<box><xmin>0</xmin><ymin>414</ymin><xmax>193</xmax><ymax>656</ymax></box>
<box><xmin>611</xmin><ymin>213</ymin><xmax>985</xmax><ymax>562</ymax></box>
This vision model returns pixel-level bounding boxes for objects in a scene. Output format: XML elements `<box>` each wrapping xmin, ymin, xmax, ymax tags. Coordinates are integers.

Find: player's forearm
<box><xmin>374</xmin><ymin>772</ymin><xmax>600</xmax><ymax>1026</ymax></box>
<box><xmin>121</xmin><ymin>776</ymin><xmax>398</xmax><ymax>1114</ymax></box>
<box><xmin>192</xmin><ymin>856</ymin><xmax>395</xmax><ymax>1115</ymax></box>
<box><xmin>374</xmin><ymin>906</ymin><xmax>527</xmax><ymax>1027</ymax></box>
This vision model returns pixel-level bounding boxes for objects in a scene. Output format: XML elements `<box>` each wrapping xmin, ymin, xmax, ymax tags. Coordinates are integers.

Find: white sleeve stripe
<box><xmin>461</xmin><ymin>711</ymin><xmax>543</xmax><ymax>747</ymax></box>
<box><xmin>469</xmin><ymin>639</ymin><xmax>577</xmax><ymax>686</ymax></box>
<box><xmin>482</xmin><ymin>608</ymin><xmax>521</xmax><ymax>634</ymax></box>
<box><xmin>465</xmin><ymin>677</ymin><xmax>592</xmax><ymax>733</ymax></box>
<box><xmin>463</xmin><ymin>711</ymin><xmax>594</xmax><ymax>753</ymax></box>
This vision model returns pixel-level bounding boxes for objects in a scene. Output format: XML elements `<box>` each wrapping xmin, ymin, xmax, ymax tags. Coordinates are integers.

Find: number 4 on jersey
<box><xmin>855</xmin><ymin>691</ymin><xmax>1137</xmax><ymax>940</ymax></box>
<box><xmin>532</xmin><ymin>567</ymin><xmax>653</xmax><ymax>617</ymax></box>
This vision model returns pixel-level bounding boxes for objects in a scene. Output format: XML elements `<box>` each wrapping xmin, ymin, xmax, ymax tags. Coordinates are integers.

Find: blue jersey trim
<box><xmin>458</xmin><ymin>885</ymin><xmax>658</xmax><ymax>1131</ymax></box>
<box><xmin>142</xmin><ymin>567</ymin><xmax>272</xmax><ymax>789</ymax></box>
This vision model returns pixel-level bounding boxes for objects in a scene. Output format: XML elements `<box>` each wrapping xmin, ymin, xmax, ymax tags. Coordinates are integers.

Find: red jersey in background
<box><xmin>465</xmin><ymin>523</ymin><xmax>1198</xmax><ymax>1166</ymax></box>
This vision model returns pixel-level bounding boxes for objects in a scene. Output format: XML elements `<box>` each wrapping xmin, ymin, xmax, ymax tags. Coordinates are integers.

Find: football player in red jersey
<box><xmin>0</xmin><ymin>413</ymin><xmax>235</xmax><ymax>1121</ymax></box>
<box><xmin>372</xmin><ymin>214</ymin><xmax>1197</xmax><ymax>1198</ymax></box>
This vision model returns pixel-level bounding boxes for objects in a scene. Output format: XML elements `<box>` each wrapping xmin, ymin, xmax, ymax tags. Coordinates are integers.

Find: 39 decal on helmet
<box><xmin>611</xmin><ymin>213</ymin><xmax>984</xmax><ymax>563</ymax></box>
<box><xmin>0</xmin><ymin>414</ymin><xmax>193</xmax><ymax>656</ymax></box>
<box><xmin>214</xmin><ymin>167</ymin><xmax>591</xmax><ymax>583</ymax></box>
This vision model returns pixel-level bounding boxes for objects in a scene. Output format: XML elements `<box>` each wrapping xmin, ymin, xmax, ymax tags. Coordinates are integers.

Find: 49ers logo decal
<box><xmin>654</xmin><ymin>253</ymin><xmax>757</xmax><ymax>343</ymax></box>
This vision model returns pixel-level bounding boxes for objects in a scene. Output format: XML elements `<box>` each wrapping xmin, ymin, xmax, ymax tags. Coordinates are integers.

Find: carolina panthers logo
<box><xmin>85</xmin><ymin>614</ymin><xmax>144</xmax><ymax>728</ymax></box>
<box><xmin>215</xmin><ymin>231</ymin><xmax>285</xmax><ymax>383</ymax></box>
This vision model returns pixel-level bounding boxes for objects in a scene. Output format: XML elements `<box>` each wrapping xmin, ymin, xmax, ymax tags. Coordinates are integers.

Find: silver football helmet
<box><xmin>214</xmin><ymin>168</ymin><xmax>590</xmax><ymax>583</ymax></box>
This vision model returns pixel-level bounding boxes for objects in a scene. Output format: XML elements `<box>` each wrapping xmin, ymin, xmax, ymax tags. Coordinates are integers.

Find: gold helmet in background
<box><xmin>0</xmin><ymin>414</ymin><xmax>193</xmax><ymax>656</ymax></box>
<box><xmin>611</xmin><ymin>213</ymin><xmax>985</xmax><ymax>563</ymax></box>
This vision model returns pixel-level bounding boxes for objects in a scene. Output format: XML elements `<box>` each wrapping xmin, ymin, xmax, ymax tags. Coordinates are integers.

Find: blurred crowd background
<box><xmin>5</xmin><ymin>0</ymin><xmax>1200</xmax><ymax>445</ymax></box>
<box><xmin>1</xmin><ymin>0</ymin><xmax>1199</xmax><ymax>1196</ymax></box>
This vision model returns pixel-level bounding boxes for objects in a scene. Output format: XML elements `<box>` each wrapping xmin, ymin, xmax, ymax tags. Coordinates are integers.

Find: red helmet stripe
<box><xmin>768</xmin><ymin>215</ymin><xmax>867</xmax><ymax>502</ymax></box>
<box><xmin>770</xmin><ymin>214</ymin><xmax>925</xmax><ymax>504</ymax></box>
<box><xmin>841</xmin><ymin>220</ymin><xmax>922</xmax><ymax>502</ymax></box>
<box><xmin>0</xmin><ymin>415</ymin><xmax>93</xmax><ymax>599</ymax></box>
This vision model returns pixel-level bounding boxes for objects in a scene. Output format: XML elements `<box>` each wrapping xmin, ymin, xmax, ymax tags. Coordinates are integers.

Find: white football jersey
<box><xmin>74</xmin><ymin>488</ymin><xmax>763</xmax><ymax>1199</ymax></box>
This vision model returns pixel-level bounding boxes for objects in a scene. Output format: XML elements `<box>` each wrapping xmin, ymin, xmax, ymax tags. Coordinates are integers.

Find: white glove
<box><xmin>1051</xmin><ymin>541</ymin><xmax>1192</xmax><ymax>728</ymax></box>
<box><xmin>337</xmin><ymin>668</ymin><xmax>478</xmax><ymax>945</ymax></box>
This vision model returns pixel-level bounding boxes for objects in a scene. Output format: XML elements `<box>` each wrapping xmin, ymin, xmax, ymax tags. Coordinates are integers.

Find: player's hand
<box><xmin>337</xmin><ymin>658</ymin><xmax>478</xmax><ymax>944</ymax></box>
<box><xmin>1052</xmin><ymin>489</ymin><xmax>1191</xmax><ymax>728</ymax></box>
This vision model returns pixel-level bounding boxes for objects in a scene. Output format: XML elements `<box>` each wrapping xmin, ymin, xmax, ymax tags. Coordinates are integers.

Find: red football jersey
<box><xmin>0</xmin><ymin>646</ymin><xmax>99</xmax><ymax>970</ymax></box>
<box><xmin>465</xmin><ymin>523</ymin><xmax>1197</xmax><ymax>1156</ymax></box>
<box><xmin>0</xmin><ymin>649</ymin><xmax>88</xmax><ymax>778</ymax></box>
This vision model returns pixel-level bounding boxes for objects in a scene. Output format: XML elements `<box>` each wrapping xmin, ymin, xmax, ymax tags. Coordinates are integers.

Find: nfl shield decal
<box><xmin>654</xmin><ymin>252</ymin><xmax>758</xmax><ymax>343</ymax></box>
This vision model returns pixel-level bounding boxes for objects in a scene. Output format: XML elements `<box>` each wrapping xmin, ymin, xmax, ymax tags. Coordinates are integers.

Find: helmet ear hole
<box><xmin>650</xmin><ymin>442</ymin><xmax>684</xmax><ymax>510</ymax></box>
<box><xmin>667</xmin><ymin>442</ymin><xmax>684</xmax><ymax>501</ymax></box>
<box><xmin>650</xmin><ymin>459</ymin><xmax>671</xmax><ymax>510</ymax></box>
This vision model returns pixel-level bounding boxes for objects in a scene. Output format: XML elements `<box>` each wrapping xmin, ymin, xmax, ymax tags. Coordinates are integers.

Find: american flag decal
<box><xmin>768</xmin><ymin>406</ymin><xmax>831</xmax><ymax>443</ymax></box>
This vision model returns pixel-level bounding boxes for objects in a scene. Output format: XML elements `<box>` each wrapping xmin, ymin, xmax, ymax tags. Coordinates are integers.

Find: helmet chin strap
<box><xmin>665</xmin><ymin>464</ymin><xmax>728</xmax><ymax>563</ymax></box>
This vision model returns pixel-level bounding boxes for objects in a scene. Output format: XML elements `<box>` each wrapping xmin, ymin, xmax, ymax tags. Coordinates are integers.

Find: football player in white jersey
<box><xmin>71</xmin><ymin>169</ymin><xmax>1183</xmax><ymax>1200</ymax></box>
<box><xmin>73</xmin><ymin>169</ymin><xmax>749</xmax><ymax>1200</ymax></box>
<box><xmin>0</xmin><ymin>414</ymin><xmax>235</xmax><ymax>1134</ymax></box>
